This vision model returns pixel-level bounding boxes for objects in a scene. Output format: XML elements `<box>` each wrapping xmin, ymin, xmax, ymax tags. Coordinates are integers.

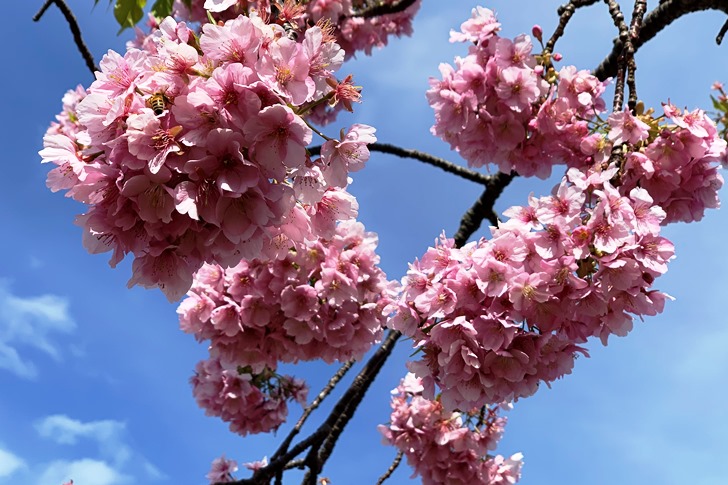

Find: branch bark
<box><xmin>593</xmin><ymin>0</ymin><xmax>728</xmax><ymax>81</ymax></box>
<box><xmin>309</xmin><ymin>142</ymin><xmax>494</xmax><ymax>186</ymax></box>
<box><xmin>453</xmin><ymin>172</ymin><xmax>516</xmax><ymax>248</ymax></box>
<box><xmin>33</xmin><ymin>0</ymin><xmax>99</xmax><ymax>76</ymax></box>
<box><xmin>353</xmin><ymin>0</ymin><xmax>419</xmax><ymax>19</ymax></box>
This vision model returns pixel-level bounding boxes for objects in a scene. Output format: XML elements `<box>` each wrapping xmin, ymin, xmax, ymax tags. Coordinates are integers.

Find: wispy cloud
<box><xmin>35</xmin><ymin>458</ymin><xmax>131</xmax><ymax>485</ymax></box>
<box><xmin>0</xmin><ymin>279</ymin><xmax>76</xmax><ymax>379</ymax></box>
<box><xmin>35</xmin><ymin>415</ymin><xmax>131</xmax><ymax>467</ymax></box>
<box><xmin>0</xmin><ymin>447</ymin><xmax>25</xmax><ymax>479</ymax></box>
<box><xmin>34</xmin><ymin>415</ymin><xmax>165</xmax><ymax>483</ymax></box>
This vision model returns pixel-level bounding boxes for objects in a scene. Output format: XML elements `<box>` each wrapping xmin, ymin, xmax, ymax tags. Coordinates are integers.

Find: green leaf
<box><xmin>711</xmin><ymin>95</ymin><xmax>722</xmax><ymax>112</ymax></box>
<box><xmin>710</xmin><ymin>95</ymin><xmax>728</xmax><ymax>114</ymax></box>
<box><xmin>114</xmin><ymin>0</ymin><xmax>146</xmax><ymax>33</ymax></box>
<box><xmin>150</xmin><ymin>0</ymin><xmax>174</xmax><ymax>19</ymax></box>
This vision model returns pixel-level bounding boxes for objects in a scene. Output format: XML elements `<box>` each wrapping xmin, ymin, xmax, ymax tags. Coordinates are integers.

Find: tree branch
<box><xmin>230</xmin><ymin>332</ymin><xmax>400</xmax><ymax>484</ymax></box>
<box><xmin>352</xmin><ymin>0</ymin><xmax>419</xmax><ymax>19</ymax></box>
<box><xmin>33</xmin><ymin>0</ymin><xmax>99</xmax><ymax>76</ymax></box>
<box><xmin>301</xmin><ymin>330</ymin><xmax>402</xmax><ymax>483</ymax></box>
<box><xmin>603</xmin><ymin>0</ymin><xmax>630</xmax><ymax>111</ymax></box>
<box><xmin>375</xmin><ymin>451</ymin><xmax>403</xmax><ymax>485</ymax></box>
<box><xmin>545</xmin><ymin>0</ymin><xmax>601</xmax><ymax>54</ymax></box>
<box><xmin>309</xmin><ymin>142</ymin><xmax>494</xmax><ymax>186</ymax></box>
<box><xmin>593</xmin><ymin>0</ymin><xmax>728</xmax><ymax>81</ymax></box>
<box><xmin>270</xmin><ymin>359</ymin><xmax>356</xmax><ymax>464</ymax></box>
<box><xmin>453</xmin><ymin>172</ymin><xmax>516</xmax><ymax>248</ymax></box>
<box><xmin>226</xmin><ymin>426</ymin><xmax>331</xmax><ymax>485</ymax></box>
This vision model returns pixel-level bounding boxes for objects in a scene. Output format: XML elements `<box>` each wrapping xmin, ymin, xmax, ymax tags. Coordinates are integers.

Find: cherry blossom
<box><xmin>379</xmin><ymin>373</ymin><xmax>523</xmax><ymax>485</ymax></box>
<box><xmin>41</xmin><ymin>14</ymin><xmax>376</xmax><ymax>300</ymax></box>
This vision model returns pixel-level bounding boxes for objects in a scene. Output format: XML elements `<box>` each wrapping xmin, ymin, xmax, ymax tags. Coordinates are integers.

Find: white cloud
<box><xmin>0</xmin><ymin>447</ymin><xmax>25</xmax><ymax>478</ymax></box>
<box><xmin>36</xmin><ymin>459</ymin><xmax>131</xmax><ymax>485</ymax></box>
<box><xmin>35</xmin><ymin>415</ymin><xmax>131</xmax><ymax>467</ymax></box>
<box><xmin>33</xmin><ymin>415</ymin><xmax>165</xmax><ymax>482</ymax></box>
<box><xmin>0</xmin><ymin>280</ymin><xmax>76</xmax><ymax>379</ymax></box>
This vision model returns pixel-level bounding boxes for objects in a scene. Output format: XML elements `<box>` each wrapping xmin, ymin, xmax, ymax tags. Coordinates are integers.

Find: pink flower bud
<box><xmin>553</xmin><ymin>52</ymin><xmax>563</xmax><ymax>62</ymax></box>
<box><xmin>531</xmin><ymin>24</ymin><xmax>543</xmax><ymax>42</ymax></box>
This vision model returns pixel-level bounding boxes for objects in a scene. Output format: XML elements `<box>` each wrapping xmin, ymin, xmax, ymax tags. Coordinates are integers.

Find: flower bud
<box><xmin>532</xmin><ymin>24</ymin><xmax>543</xmax><ymax>42</ymax></box>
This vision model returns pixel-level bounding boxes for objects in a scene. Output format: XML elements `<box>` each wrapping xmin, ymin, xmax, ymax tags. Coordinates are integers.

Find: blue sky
<box><xmin>2</xmin><ymin>1</ymin><xmax>728</xmax><ymax>484</ymax></box>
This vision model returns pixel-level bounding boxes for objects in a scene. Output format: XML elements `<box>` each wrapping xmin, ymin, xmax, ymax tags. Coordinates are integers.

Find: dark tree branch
<box><xmin>626</xmin><ymin>0</ymin><xmax>648</xmax><ymax>111</ymax></box>
<box><xmin>226</xmin><ymin>426</ymin><xmax>331</xmax><ymax>485</ymax></box>
<box><xmin>545</xmin><ymin>0</ymin><xmax>601</xmax><ymax>53</ymax></box>
<box><xmin>228</xmin><ymin>331</ymin><xmax>401</xmax><ymax>484</ymax></box>
<box><xmin>33</xmin><ymin>0</ymin><xmax>99</xmax><ymax>76</ymax></box>
<box><xmin>717</xmin><ymin>17</ymin><xmax>728</xmax><ymax>44</ymax></box>
<box><xmin>593</xmin><ymin>0</ymin><xmax>728</xmax><ymax>82</ymax></box>
<box><xmin>353</xmin><ymin>0</ymin><xmax>419</xmax><ymax>19</ymax></box>
<box><xmin>603</xmin><ymin>0</ymin><xmax>630</xmax><ymax>111</ymax></box>
<box><xmin>453</xmin><ymin>172</ymin><xmax>516</xmax><ymax>248</ymax></box>
<box><xmin>301</xmin><ymin>330</ymin><xmax>402</xmax><ymax>483</ymax></box>
<box><xmin>375</xmin><ymin>451</ymin><xmax>404</xmax><ymax>485</ymax></box>
<box><xmin>309</xmin><ymin>142</ymin><xmax>494</xmax><ymax>186</ymax></box>
<box><xmin>270</xmin><ymin>359</ymin><xmax>356</xmax><ymax>464</ymax></box>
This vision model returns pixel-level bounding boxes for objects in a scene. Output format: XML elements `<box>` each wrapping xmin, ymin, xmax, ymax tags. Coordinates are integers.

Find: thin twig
<box><xmin>603</xmin><ymin>0</ymin><xmax>629</xmax><ymax>111</ymax></box>
<box><xmin>33</xmin><ymin>0</ymin><xmax>99</xmax><ymax>75</ymax></box>
<box><xmin>301</xmin><ymin>330</ymin><xmax>402</xmax><ymax>483</ymax></box>
<box><xmin>717</xmin><ymin>17</ymin><xmax>728</xmax><ymax>43</ymax></box>
<box><xmin>228</xmin><ymin>426</ymin><xmax>331</xmax><ymax>485</ymax></box>
<box><xmin>626</xmin><ymin>0</ymin><xmax>647</xmax><ymax>111</ymax></box>
<box><xmin>375</xmin><ymin>451</ymin><xmax>404</xmax><ymax>485</ymax></box>
<box><xmin>270</xmin><ymin>360</ymin><xmax>356</xmax><ymax>463</ymax></box>
<box><xmin>593</xmin><ymin>0</ymin><xmax>728</xmax><ymax>81</ymax></box>
<box><xmin>309</xmin><ymin>142</ymin><xmax>494</xmax><ymax>186</ymax></box>
<box><xmin>453</xmin><ymin>172</ymin><xmax>515</xmax><ymax>248</ymax></box>
<box><xmin>545</xmin><ymin>0</ymin><xmax>601</xmax><ymax>54</ymax></box>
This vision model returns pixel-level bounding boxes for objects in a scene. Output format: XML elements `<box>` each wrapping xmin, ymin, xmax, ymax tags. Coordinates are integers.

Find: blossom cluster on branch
<box><xmin>171</xmin><ymin>0</ymin><xmax>421</xmax><ymax>60</ymax></box>
<box><xmin>37</xmin><ymin>2</ymin><xmax>728</xmax><ymax>484</ymax></box>
<box><xmin>192</xmin><ymin>356</ymin><xmax>308</xmax><ymax>436</ymax></box>
<box><xmin>427</xmin><ymin>7</ymin><xmax>609</xmax><ymax>179</ymax></box>
<box><xmin>389</xmin><ymin>6</ymin><xmax>726</xmax><ymax>413</ymax></box>
<box><xmin>180</xmin><ymin>220</ymin><xmax>390</xmax><ymax>435</ymax></box>
<box><xmin>379</xmin><ymin>373</ymin><xmax>522</xmax><ymax>485</ymax></box>
<box><xmin>40</xmin><ymin>11</ymin><xmax>378</xmax><ymax>301</ymax></box>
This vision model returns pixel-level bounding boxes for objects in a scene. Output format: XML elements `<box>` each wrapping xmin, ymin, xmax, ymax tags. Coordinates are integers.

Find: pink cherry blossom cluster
<box><xmin>40</xmin><ymin>13</ymin><xmax>377</xmax><ymax>301</ymax></box>
<box><xmin>171</xmin><ymin>0</ymin><xmax>421</xmax><ymax>61</ymax></box>
<box><xmin>191</xmin><ymin>355</ymin><xmax>308</xmax><ymax>436</ymax></box>
<box><xmin>427</xmin><ymin>7</ymin><xmax>608</xmax><ymax>178</ymax></box>
<box><xmin>387</xmin><ymin>165</ymin><xmax>677</xmax><ymax>411</ymax></box>
<box><xmin>379</xmin><ymin>373</ymin><xmax>523</xmax><ymax>485</ymax></box>
<box><xmin>178</xmin><ymin>220</ymin><xmax>389</xmax><ymax>368</ymax></box>
<box><xmin>611</xmin><ymin>104</ymin><xmax>724</xmax><ymax>224</ymax></box>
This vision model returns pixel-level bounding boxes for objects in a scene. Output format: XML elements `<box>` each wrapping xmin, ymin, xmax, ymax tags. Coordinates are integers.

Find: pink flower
<box><xmin>607</xmin><ymin>109</ymin><xmax>650</xmax><ymax>145</ymax></box>
<box><xmin>243</xmin><ymin>456</ymin><xmax>269</xmax><ymax>471</ymax></box>
<box><xmin>126</xmin><ymin>110</ymin><xmax>183</xmax><ymax>174</ymax></box>
<box><xmin>320</xmin><ymin>124</ymin><xmax>376</xmax><ymax>187</ymax></box>
<box><xmin>257</xmin><ymin>38</ymin><xmax>315</xmax><ymax>105</ymax></box>
<box><xmin>450</xmin><ymin>6</ymin><xmax>501</xmax><ymax>44</ymax></box>
<box><xmin>200</xmin><ymin>15</ymin><xmax>261</xmax><ymax>65</ymax></box>
<box><xmin>495</xmin><ymin>66</ymin><xmax>541</xmax><ymax>112</ymax></box>
<box><xmin>629</xmin><ymin>187</ymin><xmax>666</xmax><ymax>235</ymax></box>
<box><xmin>245</xmin><ymin>105</ymin><xmax>312</xmax><ymax>180</ymax></box>
<box><xmin>206</xmin><ymin>455</ymin><xmax>238</xmax><ymax>483</ymax></box>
